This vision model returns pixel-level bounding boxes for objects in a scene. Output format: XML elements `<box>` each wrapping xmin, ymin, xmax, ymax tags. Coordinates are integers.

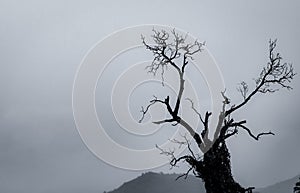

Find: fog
<box><xmin>0</xmin><ymin>0</ymin><xmax>300</xmax><ymax>192</ymax></box>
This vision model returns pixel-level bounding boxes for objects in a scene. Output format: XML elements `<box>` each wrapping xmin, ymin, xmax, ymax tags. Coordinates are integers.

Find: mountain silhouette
<box><xmin>106</xmin><ymin>172</ymin><xmax>300</xmax><ymax>193</ymax></box>
<box><xmin>106</xmin><ymin>172</ymin><xmax>205</xmax><ymax>193</ymax></box>
<box><xmin>256</xmin><ymin>174</ymin><xmax>300</xmax><ymax>193</ymax></box>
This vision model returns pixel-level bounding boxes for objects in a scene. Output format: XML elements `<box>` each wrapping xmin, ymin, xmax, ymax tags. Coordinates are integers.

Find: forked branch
<box><xmin>222</xmin><ymin>119</ymin><xmax>275</xmax><ymax>141</ymax></box>
<box><xmin>226</xmin><ymin>39</ymin><xmax>295</xmax><ymax>117</ymax></box>
<box><xmin>140</xmin><ymin>29</ymin><xmax>205</xmax><ymax>148</ymax></box>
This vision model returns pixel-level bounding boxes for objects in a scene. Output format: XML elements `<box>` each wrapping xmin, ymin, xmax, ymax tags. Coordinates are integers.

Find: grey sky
<box><xmin>0</xmin><ymin>0</ymin><xmax>300</xmax><ymax>192</ymax></box>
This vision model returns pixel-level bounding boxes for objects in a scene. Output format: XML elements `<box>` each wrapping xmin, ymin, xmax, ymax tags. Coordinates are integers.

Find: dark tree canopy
<box><xmin>139</xmin><ymin>29</ymin><xmax>295</xmax><ymax>193</ymax></box>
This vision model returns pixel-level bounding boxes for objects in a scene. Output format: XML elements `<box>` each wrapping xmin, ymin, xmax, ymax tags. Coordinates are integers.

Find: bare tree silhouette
<box><xmin>139</xmin><ymin>29</ymin><xmax>295</xmax><ymax>193</ymax></box>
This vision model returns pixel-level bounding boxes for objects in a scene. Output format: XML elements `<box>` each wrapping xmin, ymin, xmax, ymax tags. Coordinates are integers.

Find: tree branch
<box><xmin>185</xmin><ymin>98</ymin><xmax>212</xmax><ymax>144</ymax></box>
<box><xmin>221</xmin><ymin>120</ymin><xmax>275</xmax><ymax>141</ymax></box>
<box><xmin>142</xmin><ymin>29</ymin><xmax>204</xmax><ymax>120</ymax></box>
<box><xmin>176</xmin><ymin>167</ymin><xmax>193</xmax><ymax>180</ymax></box>
<box><xmin>239</xmin><ymin>124</ymin><xmax>275</xmax><ymax>140</ymax></box>
<box><xmin>139</xmin><ymin>95</ymin><xmax>173</xmax><ymax>123</ymax></box>
<box><xmin>156</xmin><ymin>141</ymin><xmax>202</xmax><ymax>181</ymax></box>
<box><xmin>152</xmin><ymin>118</ymin><xmax>176</xmax><ymax>125</ymax></box>
<box><xmin>185</xmin><ymin>98</ymin><xmax>204</xmax><ymax>124</ymax></box>
<box><xmin>141</xmin><ymin>29</ymin><xmax>205</xmax><ymax>150</ymax></box>
<box><xmin>225</xmin><ymin>39</ymin><xmax>295</xmax><ymax>117</ymax></box>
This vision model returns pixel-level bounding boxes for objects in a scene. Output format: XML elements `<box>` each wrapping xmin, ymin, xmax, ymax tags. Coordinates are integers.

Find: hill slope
<box><xmin>106</xmin><ymin>172</ymin><xmax>300</xmax><ymax>193</ymax></box>
<box><xmin>107</xmin><ymin>172</ymin><xmax>205</xmax><ymax>193</ymax></box>
<box><xmin>256</xmin><ymin>174</ymin><xmax>300</xmax><ymax>193</ymax></box>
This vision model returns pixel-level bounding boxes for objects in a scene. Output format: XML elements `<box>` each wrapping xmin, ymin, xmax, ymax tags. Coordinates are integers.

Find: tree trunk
<box><xmin>196</xmin><ymin>141</ymin><xmax>246</xmax><ymax>193</ymax></box>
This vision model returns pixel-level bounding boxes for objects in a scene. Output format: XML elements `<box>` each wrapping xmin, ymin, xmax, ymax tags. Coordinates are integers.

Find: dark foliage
<box><xmin>294</xmin><ymin>178</ymin><xmax>300</xmax><ymax>193</ymax></box>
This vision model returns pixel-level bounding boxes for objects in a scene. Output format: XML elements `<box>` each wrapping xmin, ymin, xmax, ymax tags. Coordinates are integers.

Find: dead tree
<box><xmin>139</xmin><ymin>29</ymin><xmax>295</xmax><ymax>193</ymax></box>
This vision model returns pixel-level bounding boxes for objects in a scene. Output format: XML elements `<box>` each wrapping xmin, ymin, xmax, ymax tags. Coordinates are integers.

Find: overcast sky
<box><xmin>1</xmin><ymin>0</ymin><xmax>300</xmax><ymax>193</ymax></box>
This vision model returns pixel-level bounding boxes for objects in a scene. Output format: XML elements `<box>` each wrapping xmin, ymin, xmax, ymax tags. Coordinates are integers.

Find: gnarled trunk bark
<box><xmin>196</xmin><ymin>141</ymin><xmax>247</xmax><ymax>193</ymax></box>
